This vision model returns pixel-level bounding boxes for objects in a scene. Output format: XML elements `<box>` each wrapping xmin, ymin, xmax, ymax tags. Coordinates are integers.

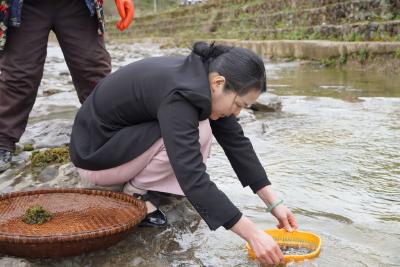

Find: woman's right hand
<box><xmin>247</xmin><ymin>228</ymin><xmax>284</xmax><ymax>265</ymax></box>
<box><xmin>230</xmin><ymin>216</ymin><xmax>284</xmax><ymax>265</ymax></box>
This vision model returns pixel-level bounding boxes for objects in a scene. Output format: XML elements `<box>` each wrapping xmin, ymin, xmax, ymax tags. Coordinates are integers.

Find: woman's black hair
<box><xmin>192</xmin><ymin>41</ymin><xmax>266</xmax><ymax>96</ymax></box>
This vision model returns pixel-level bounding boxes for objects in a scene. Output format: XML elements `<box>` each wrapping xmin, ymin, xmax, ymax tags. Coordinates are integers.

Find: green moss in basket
<box><xmin>22</xmin><ymin>205</ymin><xmax>52</xmax><ymax>225</ymax></box>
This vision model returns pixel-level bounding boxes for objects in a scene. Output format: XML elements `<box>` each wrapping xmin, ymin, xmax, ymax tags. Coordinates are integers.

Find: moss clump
<box><xmin>30</xmin><ymin>147</ymin><xmax>70</xmax><ymax>168</ymax></box>
<box><xmin>23</xmin><ymin>144</ymin><xmax>34</xmax><ymax>151</ymax></box>
<box><xmin>23</xmin><ymin>205</ymin><xmax>52</xmax><ymax>225</ymax></box>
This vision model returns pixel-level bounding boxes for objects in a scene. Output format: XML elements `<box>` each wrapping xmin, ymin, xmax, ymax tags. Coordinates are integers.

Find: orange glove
<box><xmin>115</xmin><ymin>0</ymin><xmax>135</xmax><ymax>31</ymax></box>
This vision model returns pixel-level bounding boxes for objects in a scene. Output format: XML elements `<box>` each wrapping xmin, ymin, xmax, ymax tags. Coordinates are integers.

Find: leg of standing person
<box><xmin>52</xmin><ymin>0</ymin><xmax>111</xmax><ymax>104</ymax></box>
<box><xmin>0</xmin><ymin>0</ymin><xmax>52</xmax><ymax>171</ymax></box>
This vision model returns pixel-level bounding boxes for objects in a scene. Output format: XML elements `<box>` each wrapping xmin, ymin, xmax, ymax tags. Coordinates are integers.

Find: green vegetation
<box><xmin>321</xmin><ymin>57</ymin><xmax>337</xmax><ymax>67</ymax></box>
<box><xmin>288</xmin><ymin>29</ymin><xmax>308</xmax><ymax>40</ymax></box>
<box><xmin>395</xmin><ymin>48</ymin><xmax>400</xmax><ymax>59</ymax></box>
<box><xmin>344</xmin><ymin>32</ymin><xmax>364</xmax><ymax>42</ymax></box>
<box><xmin>23</xmin><ymin>205</ymin><xmax>52</xmax><ymax>225</ymax></box>
<box><xmin>23</xmin><ymin>144</ymin><xmax>34</xmax><ymax>151</ymax></box>
<box><xmin>308</xmin><ymin>31</ymin><xmax>322</xmax><ymax>40</ymax></box>
<box><xmin>357</xmin><ymin>48</ymin><xmax>368</xmax><ymax>64</ymax></box>
<box><xmin>30</xmin><ymin>147</ymin><xmax>70</xmax><ymax>168</ymax></box>
<box><xmin>339</xmin><ymin>53</ymin><xmax>348</xmax><ymax>65</ymax></box>
<box><xmin>274</xmin><ymin>20</ymin><xmax>288</xmax><ymax>29</ymax></box>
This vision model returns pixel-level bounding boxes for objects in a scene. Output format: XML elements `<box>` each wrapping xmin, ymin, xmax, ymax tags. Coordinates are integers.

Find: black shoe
<box><xmin>132</xmin><ymin>192</ymin><xmax>168</xmax><ymax>228</ymax></box>
<box><xmin>0</xmin><ymin>149</ymin><xmax>12</xmax><ymax>172</ymax></box>
<box><xmin>139</xmin><ymin>209</ymin><xmax>168</xmax><ymax>227</ymax></box>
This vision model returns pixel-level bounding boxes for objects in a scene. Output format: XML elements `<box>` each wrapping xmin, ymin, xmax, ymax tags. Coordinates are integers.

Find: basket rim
<box><xmin>0</xmin><ymin>188</ymin><xmax>147</xmax><ymax>243</ymax></box>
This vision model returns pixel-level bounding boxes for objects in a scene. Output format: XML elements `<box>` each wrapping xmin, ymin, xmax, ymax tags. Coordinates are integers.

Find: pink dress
<box><xmin>77</xmin><ymin>120</ymin><xmax>212</xmax><ymax>196</ymax></box>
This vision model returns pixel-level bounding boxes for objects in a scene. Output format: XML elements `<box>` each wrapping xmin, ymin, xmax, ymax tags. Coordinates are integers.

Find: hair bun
<box><xmin>192</xmin><ymin>41</ymin><xmax>231</xmax><ymax>61</ymax></box>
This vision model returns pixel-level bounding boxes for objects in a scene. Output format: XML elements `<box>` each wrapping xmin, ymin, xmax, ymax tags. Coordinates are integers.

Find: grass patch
<box><xmin>289</xmin><ymin>29</ymin><xmax>307</xmax><ymax>40</ymax></box>
<box><xmin>357</xmin><ymin>48</ymin><xmax>368</xmax><ymax>64</ymax></box>
<box><xmin>339</xmin><ymin>53</ymin><xmax>348</xmax><ymax>65</ymax></box>
<box><xmin>395</xmin><ymin>48</ymin><xmax>400</xmax><ymax>59</ymax></box>
<box><xmin>308</xmin><ymin>31</ymin><xmax>322</xmax><ymax>40</ymax></box>
<box><xmin>321</xmin><ymin>57</ymin><xmax>337</xmax><ymax>67</ymax></box>
<box><xmin>344</xmin><ymin>32</ymin><xmax>364</xmax><ymax>42</ymax></box>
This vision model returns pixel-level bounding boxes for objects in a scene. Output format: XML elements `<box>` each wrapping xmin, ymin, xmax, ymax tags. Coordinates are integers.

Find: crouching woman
<box><xmin>69</xmin><ymin>42</ymin><xmax>297</xmax><ymax>265</ymax></box>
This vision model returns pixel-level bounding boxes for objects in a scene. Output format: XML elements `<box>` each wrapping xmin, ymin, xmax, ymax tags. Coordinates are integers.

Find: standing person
<box><xmin>0</xmin><ymin>0</ymin><xmax>134</xmax><ymax>171</ymax></box>
<box><xmin>69</xmin><ymin>42</ymin><xmax>298</xmax><ymax>266</ymax></box>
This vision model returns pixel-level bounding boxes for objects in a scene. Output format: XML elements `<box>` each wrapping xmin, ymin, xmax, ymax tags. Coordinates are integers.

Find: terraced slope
<box><xmin>106</xmin><ymin>0</ymin><xmax>400</xmax><ymax>42</ymax></box>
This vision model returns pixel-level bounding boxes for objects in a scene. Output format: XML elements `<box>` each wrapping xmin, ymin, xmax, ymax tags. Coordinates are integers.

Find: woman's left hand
<box><xmin>271</xmin><ymin>204</ymin><xmax>298</xmax><ymax>232</ymax></box>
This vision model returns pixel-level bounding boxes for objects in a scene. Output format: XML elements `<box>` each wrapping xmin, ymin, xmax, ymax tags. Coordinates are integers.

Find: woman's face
<box><xmin>209</xmin><ymin>74</ymin><xmax>261</xmax><ymax>120</ymax></box>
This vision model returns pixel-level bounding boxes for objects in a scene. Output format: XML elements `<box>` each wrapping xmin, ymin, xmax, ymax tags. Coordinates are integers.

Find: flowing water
<box><xmin>0</xmin><ymin>42</ymin><xmax>399</xmax><ymax>267</ymax></box>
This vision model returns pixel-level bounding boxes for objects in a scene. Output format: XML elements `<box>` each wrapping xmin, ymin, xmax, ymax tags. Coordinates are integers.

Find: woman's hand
<box><xmin>230</xmin><ymin>216</ymin><xmax>284</xmax><ymax>265</ymax></box>
<box><xmin>271</xmin><ymin>204</ymin><xmax>297</xmax><ymax>232</ymax></box>
<box><xmin>256</xmin><ymin>185</ymin><xmax>298</xmax><ymax>232</ymax></box>
<box><xmin>248</xmin><ymin>228</ymin><xmax>284</xmax><ymax>265</ymax></box>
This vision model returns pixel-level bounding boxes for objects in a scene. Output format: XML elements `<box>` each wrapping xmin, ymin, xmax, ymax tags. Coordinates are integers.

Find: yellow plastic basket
<box><xmin>246</xmin><ymin>229</ymin><xmax>321</xmax><ymax>263</ymax></box>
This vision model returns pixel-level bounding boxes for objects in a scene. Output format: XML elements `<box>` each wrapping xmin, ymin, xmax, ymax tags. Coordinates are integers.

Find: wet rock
<box><xmin>42</xmin><ymin>86</ymin><xmax>69</xmax><ymax>96</ymax></box>
<box><xmin>60</xmin><ymin>71</ymin><xmax>70</xmax><ymax>76</ymax></box>
<box><xmin>0</xmin><ymin>168</ymin><xmax>17</xmax><ymax>185</ymax></box>
<box><xmin>58</xmin><ymin>162</ymin><xmax>77</xmax><ymax>178</ymax></box>
<box><xmin>158</xmin><ymin>194</ymin><xmax>201</xmax><ymax>231</ymax></box>
<box><xmin>237</xmin><ymin>109</ymin><xmax>256</xmax><ymax>124</ymax></box>
<box><xmin>11</xmin><ymin>151</ymin><xmax>32</xmax><ymax>166</ymax></box>
<box><xmin>130</xmin><ymin>257</ymin><xmax>145</xmax><ymax>266</ymax></box>
<box><xmin>0</xmin><ymin>185</ymin><xmax>15</xmax><ymax>194</ymax></box>
<box><xmin>19</xmin><ymin>119</ymin><xmax>73</xmax><ymax>149</ymax></box>
<box><xmin>0</xmin><ymin>257</ymin><xmax>30</xmax><ymax>267</ymax></box>
<box><xmin>45</xmin><ymin>163</ymin><xmax>81</xmax><ymax>188</ymax></box>
<box><xmin>30</xmin><ymin>92</ymin><xmax>79</xmax><ymax>118</ymax></box>
<box><xmin>8</xmin><ymin>173</ymin><xmax>37</xmax><ymax>192</ymax></box>
<box><xmin>38</xmin><ymin>165</ymin><xmax>59</xmax><ymax>183</ymax></box>
<box><xmin>250</xmin><ymin>93</ymin><xmax>282</xmax><ymax>112</ymax></box>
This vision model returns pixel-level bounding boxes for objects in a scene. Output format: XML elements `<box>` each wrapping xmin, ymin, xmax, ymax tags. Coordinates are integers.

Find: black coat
<box><xmin>69</xmin><ymin>53</ymin><xmax>270</xmax><ymax>230</ymax></box>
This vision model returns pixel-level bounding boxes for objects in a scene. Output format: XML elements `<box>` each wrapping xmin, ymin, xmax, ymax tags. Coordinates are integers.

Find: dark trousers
<box><xmin>0</xmin><ymin>0</ymin><xmax>112</xmax><ymax>152</ymax></box>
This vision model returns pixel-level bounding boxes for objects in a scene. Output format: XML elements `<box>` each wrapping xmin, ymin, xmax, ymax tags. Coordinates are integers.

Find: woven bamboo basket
<box><xmin>0</xmin><ymin>188</ymin><xmax>147</xmax><ymax>258</ymax></box>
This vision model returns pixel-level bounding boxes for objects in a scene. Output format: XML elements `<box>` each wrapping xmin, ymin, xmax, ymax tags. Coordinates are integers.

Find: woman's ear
<box><xmin>211</xmin><ymin>75</ymin><xmax>226</xmax><ymax>93</ymax></box>
<box><xmin>215</xmin><ymin>75</ymin><xmax>225</xmax><ymax>88</ymax></box>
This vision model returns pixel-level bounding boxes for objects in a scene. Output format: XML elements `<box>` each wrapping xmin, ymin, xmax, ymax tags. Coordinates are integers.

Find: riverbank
<box><xmin>102</xmin><ymin>0</ymin><xmax>400</xmax><ymax>73</ymax></box>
